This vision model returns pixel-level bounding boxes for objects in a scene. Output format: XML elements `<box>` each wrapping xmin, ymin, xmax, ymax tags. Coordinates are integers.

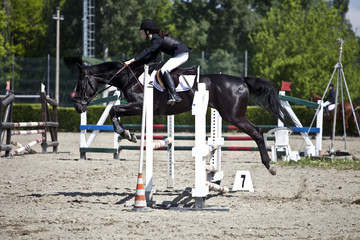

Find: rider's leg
<box><xmin>161</xmin><ymin>52</ymin><xmax>189</xmax><ymax>105</ymax></box>
<box><xmin>324</xmin><ymin>101</ymin><xmax>330</xmax><ymax>116</ymax></box>
<box><xmin>163</xmin><ymin>71</ymin><xmax>182</xmax><ymax>105</ymax></box>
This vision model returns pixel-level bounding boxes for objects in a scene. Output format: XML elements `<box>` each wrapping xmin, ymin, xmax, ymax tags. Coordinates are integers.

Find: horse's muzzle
<box><xmin>74</xmin><ymin>102</ymin><xmax>87</xmax><ymax>113</ymax></box>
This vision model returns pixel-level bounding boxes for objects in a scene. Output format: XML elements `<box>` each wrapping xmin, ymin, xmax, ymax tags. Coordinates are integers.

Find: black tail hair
<box><xmin>244</xmin><ymin>77</ymin><xmax>297</xmax><ymax>127</ymax></box>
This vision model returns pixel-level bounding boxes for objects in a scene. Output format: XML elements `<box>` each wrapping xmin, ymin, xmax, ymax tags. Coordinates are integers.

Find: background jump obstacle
<box><xmin>266</xmin><ymin>91</ymin><xmax>323</xmax><ymax>161</ymax></box>
<box><xmin>79</xmin><ymin>90</ymin><xmax>120</xmax><ymax>159</ymax></box>
<box><xmin>0</xmin><ymin>84</ymin><xmax>59</xmax><ymax>157</ymax></box>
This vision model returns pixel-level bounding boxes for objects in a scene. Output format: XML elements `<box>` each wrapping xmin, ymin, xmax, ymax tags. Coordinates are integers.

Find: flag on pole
<box><xmin>281</xmin><ymin>81</ymin><xmax>292</xmax><ymax>91</ymax></box>
<box><xmin>6</xmin><ymin>81</ymin><xmax>10</xmax><ymax>90</ymax></box>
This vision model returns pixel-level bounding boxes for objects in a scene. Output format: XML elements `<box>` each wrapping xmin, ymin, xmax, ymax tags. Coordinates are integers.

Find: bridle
<box><xmin>73</xmin><ymin>72</ymin><xmax>98</xmax><ymax>105</ymax></box>
<box><xmin>74</xmin><ymin>63</ymin><xmax>140</xmax><ymax>105</ymax></box>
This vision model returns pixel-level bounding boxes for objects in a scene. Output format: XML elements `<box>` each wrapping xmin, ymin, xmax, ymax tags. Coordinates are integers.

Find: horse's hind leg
<box><xmin>231</xmin><ymin>116</ymin><xmax>276</xmax><ymax>175</ymax></box>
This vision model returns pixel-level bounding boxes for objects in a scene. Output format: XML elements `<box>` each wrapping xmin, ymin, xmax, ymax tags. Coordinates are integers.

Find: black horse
<box><xmin>74</xmin><ymin>61</ymin><xmax>296</xmax><ymax>175</ymax></box>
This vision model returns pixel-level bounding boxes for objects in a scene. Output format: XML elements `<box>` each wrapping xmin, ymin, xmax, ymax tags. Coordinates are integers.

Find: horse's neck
<box><xmin>95</xmin><ymin>62</ymin><xmax>155</xmax><ymax>93</ymax></box>
<box><xmin>113</xmin><ymin>66</ymin><xmax>145</xmax><ymax>100</ymax></box>
<box><xmin>312</xmin><ymin>94</ymin><xmax>321</xmax><ymax>101</ymax></box>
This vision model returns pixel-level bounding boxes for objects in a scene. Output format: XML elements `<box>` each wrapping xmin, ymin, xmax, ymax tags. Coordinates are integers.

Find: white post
<box><xmin>207</xmin><ymin>109</ymin><xmax>224</xmax><ymax>182</ymax></box>
<box><xmin>80</xmin><ymin>111</ymin><xmax>87</xmax><ymax>150</ymax></box>
<box><xmin>192</xmin><ymin>82</ymin><xmax>209</xmax><ymax>199</ymax></box>
<box><xmin>113</xmin><ymin>95</ymin><xmax>121</xmax><ymax>158</ymax></box>
<box><xmin>52</xmin><ymin>7</ymin><xmax>64</xmax><ymax>103</ymax></box>
<box><xmin>316</xmin><ymin>100</ymin><xmax>323</xmax><ymax>155</ymax></box>
<box><xmin>144</xmin><ymin>66</ymin><xmax>154</xmax><ymax>202</ymax></box>
<box><xmin>167</xmin><ymin>115</ymin><xmax>175</xmax><ymax>188</ymax></box>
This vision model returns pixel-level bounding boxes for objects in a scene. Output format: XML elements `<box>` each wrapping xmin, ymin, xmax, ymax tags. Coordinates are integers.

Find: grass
<box><xmin>273</xmin><ymin>157</ymin><xmax>360</xmax><ymax>171</ymax></box>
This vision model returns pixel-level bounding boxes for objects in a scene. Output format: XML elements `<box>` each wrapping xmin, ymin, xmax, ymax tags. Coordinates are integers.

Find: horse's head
<box><xmin>73</xmin><ymin>63</ymin><xmax>99</xmax><ymax>113</ymax></box>
<box><xmin>309</xmin><ymin>93</ymin><xmax>321</xmax><ymax>103</ymax></box>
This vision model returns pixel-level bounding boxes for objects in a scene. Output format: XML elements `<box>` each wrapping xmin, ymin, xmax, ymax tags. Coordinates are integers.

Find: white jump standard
<box><xmin>132</xmin><ymin>65</ymin><xmax>231</xmax><ymax>210</ymax></box>
<box><xmin>79</xmin><ymin>90</ymin><xmax>121</xmax><ymax>159</ymax></box>
<box><xmin>190</xmin><ymin>82</ymin><xmax>229</xmax><ymax>210</ymax></box>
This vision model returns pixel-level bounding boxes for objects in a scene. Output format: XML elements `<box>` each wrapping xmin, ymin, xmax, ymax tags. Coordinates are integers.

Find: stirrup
<box><xmin>167</xmin><ymin>91</ymin><xmax>182</xmax><ymax>105</ymax></box>
<box><xmin>167</xmin><ymin>97</ymin><xmax>176</xmax><ymax>105</ymax></box>
<box><xmin>173</xmin><ymin>93</ymin><xmax>182</xmax><ymax>103</ymax></box>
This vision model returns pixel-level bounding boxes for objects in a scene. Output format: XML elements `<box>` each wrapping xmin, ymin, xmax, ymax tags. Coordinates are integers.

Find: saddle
<box><xmin>156</xmin><ymin>66</ymin><xmax>197</xmax><ymax>89</ymax></box>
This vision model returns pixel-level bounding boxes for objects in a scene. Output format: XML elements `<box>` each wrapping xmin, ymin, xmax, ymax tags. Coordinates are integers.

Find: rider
<box><xmin>124</xmin><ymin>19</ymin><xmax>191</xmax><ymax>105</ymax></box>
<box><xmin>324</xmin><ymin>84</ymin><xmax>336</xmax><ymax>115</ymax></box>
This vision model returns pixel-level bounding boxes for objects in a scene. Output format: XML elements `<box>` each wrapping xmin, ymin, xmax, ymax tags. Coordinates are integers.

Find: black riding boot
<box><xmin>324</xmin><ymin>107</ymin><xmax>329</xmax><ymax>116</ymax></box>
<box><xmin>163</xmin><ymin>70</ymin><xmax>182</xmax><ymax>105</ymax></box>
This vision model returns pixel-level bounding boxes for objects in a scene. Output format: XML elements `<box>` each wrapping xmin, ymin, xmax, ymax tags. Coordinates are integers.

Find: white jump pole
<box><xmin>133</xmin><ymin>65</ymin><xmax>150</xmax><ymax>209</ymax></box>
<box><xmin>207</xmin><ymin>108</ymin><xmax>224</xmax><ymax>182</ymax></box>
<box><xmin>144</xmin><ymin>65</ymin><xmax>154</xmax><ymax>202</ymax></box>
<box><xmin>139</xmin><ymin>65</ymin><xmax>175</xmax><ymax>203</ymax></box>
<box><xmin>167</xmin><ymin>115</ymin><xmax>175</xmax><ymax>188</ymax></box>
<box><xmin>10</xmin><ymin>136</ymin><xmax>45</xmax><ymax>157</ymax></box>
<box><xmin>191</xmin><ymin>82</ymin><xmax>210</xmax><ymax>207</ymax></box>
<box><xmin>207</xmin><ymin>181</ymin><xmax>229</xmax><ymax>194</ymax></box>
<box><xmin>12</xmin><ymin>122</ymin><xmax>47</xmax><ymax>127</ymax></box>
<box><xmin>316</xmin><ymin>100</ymin><xmax>323</xmax><ymax>155</ymax></box>
<box><xmin>11</xmin><ymin>141</ymin><xmax>37</xmax><ymax>154</ymax></box>
<box><xmin>153</xmin><ymin>137</ymin><xmax>173</xmax><ymax>149</ymax></box>
<box><xmin>11</xmin><ymin>129</ymin><xmax>46</xmax><ymax>135</ymax></box>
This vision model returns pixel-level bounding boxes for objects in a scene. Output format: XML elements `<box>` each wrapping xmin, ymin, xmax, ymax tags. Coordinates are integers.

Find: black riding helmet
<box><xmin>139</xmin><ymin>19</ymin><xmax>159</xmax><ymax>31</ymax></box>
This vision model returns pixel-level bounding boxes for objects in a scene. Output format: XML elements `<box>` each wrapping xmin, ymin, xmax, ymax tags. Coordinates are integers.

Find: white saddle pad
<box><xmin>139</xmin><ymin>71</ymin><xmax>196</xmax><ymax>92</ymax></box>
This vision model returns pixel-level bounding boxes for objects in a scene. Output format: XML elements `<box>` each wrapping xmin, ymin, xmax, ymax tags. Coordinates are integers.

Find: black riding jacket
<box><xmin>325</xmin><ymin>89</ymin><xmax>336</xmax><ymax>104</ymax></box>
<box><xmin>134</xmin><ymin>34</ymin><xmax>190</xmax><ymax>62</ymax></box>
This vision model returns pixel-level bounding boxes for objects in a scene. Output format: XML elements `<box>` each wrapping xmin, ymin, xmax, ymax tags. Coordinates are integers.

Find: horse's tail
<box><xmin>244</xmin><ymin>77</ymin><xmax>297</xmax><ymax>127</ymax></box>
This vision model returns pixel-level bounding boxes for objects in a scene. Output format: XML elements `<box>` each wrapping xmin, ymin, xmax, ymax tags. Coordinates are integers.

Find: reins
<box><xmin>75</xmin><ymin>63</ymin><xmax>144</xmax><ymax>105</ymax></box>
<box><xmin>93</xmin><ymin>63</ymin><xmax>141</xmax><ymax>97</ymax></box>
<box><xmin>95</xmin><ymin>64</ymin><xmax>127</xmax><ymax>96</ymax></box>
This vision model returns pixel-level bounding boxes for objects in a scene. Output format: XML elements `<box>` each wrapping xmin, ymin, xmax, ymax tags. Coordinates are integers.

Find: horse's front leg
<box><xmin>109</xmin><ymin>103</ymin><xmax>142</xmax><ymax>143</ymax></box>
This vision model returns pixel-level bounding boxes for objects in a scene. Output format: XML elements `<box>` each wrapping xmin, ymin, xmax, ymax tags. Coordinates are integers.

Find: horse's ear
<box><xmin>76</xmin><ymin>63</ymin><xmax>85</xmax><ymax>73</ymax></box>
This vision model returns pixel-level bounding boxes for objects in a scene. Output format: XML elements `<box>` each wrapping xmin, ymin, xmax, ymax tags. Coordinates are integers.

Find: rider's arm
<box><xmin>133</xmin><ymin>34</ymin><xmax>163</xmax><ymax>62</ymax></box>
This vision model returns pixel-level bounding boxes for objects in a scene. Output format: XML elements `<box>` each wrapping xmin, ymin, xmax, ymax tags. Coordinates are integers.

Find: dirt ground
<box><xmin>1</xmin><ymin>132</ymin><xmax>359</xmax><ymax>240</ymax></box>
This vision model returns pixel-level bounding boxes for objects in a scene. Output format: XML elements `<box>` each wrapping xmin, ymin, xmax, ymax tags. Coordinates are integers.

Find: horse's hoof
<box><xmin>123</xmin><ymin>130</ymin><xmax>135</xmax><ymax>142</ymax></box>
<box><xmin>269</xmin><ymin>165</ymin><xmax>276</xmax><ymax>175</ymax></box>
<box><xmin>130</xmin><ymin>133</ymin><xmax>137</xmax><ymax>143</ymax></box>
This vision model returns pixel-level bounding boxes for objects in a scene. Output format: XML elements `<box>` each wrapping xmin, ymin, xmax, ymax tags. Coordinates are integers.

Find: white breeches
<box><xmin>324</xmin><ymin>101</ymin><xmax>336</xmax><ymax>111</ymax></box>
<box><xmin>324</xmin><ymin>101</ymin><xmax>331</xmax><ymax>107</ymax></box>
<box><xmin>161</xmin><ymin>52</ymin><xmax>189</xmax><ymax>74</ymax></box>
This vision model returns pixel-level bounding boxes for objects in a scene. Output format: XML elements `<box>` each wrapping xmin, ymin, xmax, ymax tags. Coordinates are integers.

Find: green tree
<box><xmin>5</xmin><ymin>0</ymin><xmax>49</xmax><ymax>56</ymax></box>
<box><xmin>96</xmin><ymin>0</ymin><xmax>174</xmax><ymax>59</ymax></box>
<box><xmin>250</xmin><ymin>0</ymin><xmax>360</xmax><ymax>99</ymax></box>
<box><xmin>0</xmin><ymin>9</ymin><xmax>7</xmax><ymax>58</ymax></box>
